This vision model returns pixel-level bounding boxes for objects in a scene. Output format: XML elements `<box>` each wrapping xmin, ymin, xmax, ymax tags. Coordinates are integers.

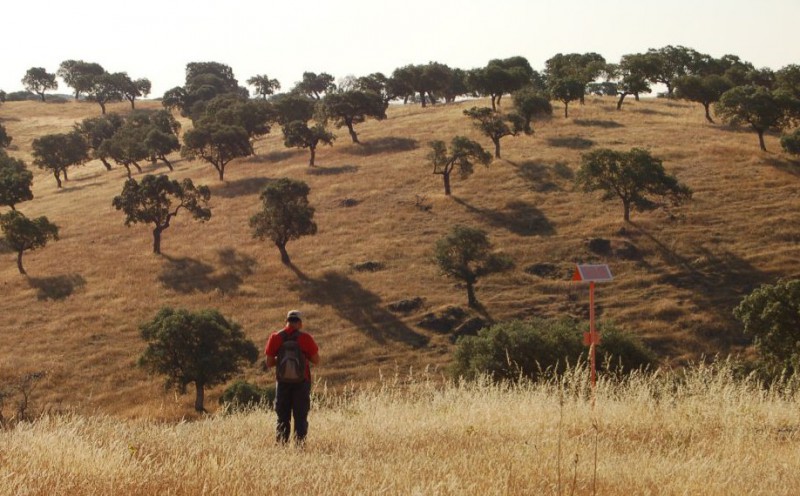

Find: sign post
<box><xmin>572</xmin><ymin>264</ymin><xmax>613</xmax><ymax>400</ymax></box>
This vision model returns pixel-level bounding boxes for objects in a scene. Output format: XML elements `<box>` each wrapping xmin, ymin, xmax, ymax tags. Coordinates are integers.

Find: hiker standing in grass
<box><xmin>265</xmin><ymin>310</ymin><xmax>320</xmax><ymax>444</ymax></box>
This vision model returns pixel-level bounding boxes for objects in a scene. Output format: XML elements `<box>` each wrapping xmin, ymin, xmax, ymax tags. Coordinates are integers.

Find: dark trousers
<box><xmin>275</xmin><ymin>381</ymin><xmax>311</xmax><ymax>443</ymax></box>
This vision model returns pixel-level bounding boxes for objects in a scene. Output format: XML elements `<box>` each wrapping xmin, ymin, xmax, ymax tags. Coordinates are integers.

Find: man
<box><xmin>265</xmin><ymin>310</ymin><xmax>320</xmax><ymax>444</ymax></box>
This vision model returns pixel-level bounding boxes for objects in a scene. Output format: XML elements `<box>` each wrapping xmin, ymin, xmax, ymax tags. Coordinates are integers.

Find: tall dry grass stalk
<box><xmin>1</xmin><ymin>362</ymin><xmax>799</xmax><ymax>495</ymax></box>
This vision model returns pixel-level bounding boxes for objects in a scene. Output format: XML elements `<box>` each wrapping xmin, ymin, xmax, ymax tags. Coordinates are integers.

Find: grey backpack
<box><xmin>276</xmin><ymin>331</ymin><xmax>306</xmax><ymax>383</ymax></box>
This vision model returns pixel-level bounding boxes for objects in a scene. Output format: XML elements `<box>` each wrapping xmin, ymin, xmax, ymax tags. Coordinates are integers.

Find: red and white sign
<box><xmin>572</xmin><ymin>264</ymin><xmax>613</xmax><ymax>282</ymax></box>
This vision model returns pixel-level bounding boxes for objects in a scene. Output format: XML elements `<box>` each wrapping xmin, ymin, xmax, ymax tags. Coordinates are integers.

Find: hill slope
<box><xmin>1</xmin><ymin>97</ymin><xmax>799</xmax><ymax>418</ymax></box>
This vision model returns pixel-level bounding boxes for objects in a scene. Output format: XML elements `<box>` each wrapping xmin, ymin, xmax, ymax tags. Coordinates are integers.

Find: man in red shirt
<box><xmin>265</xmin><ymin>310</ymin><xmax>320</xmax><ymax>444</ymax></box>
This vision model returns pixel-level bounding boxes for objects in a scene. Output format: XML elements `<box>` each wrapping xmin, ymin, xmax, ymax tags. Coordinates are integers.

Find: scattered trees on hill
<box><xmin>433</xmin><ymin>225</ymin><xmax>513</xmax><ymax>308</ymax></box>
<box><xmin>602</xmin><ymin>56</ymin><xmax>653</xmax><ymax>109</ymax></box>
<box><xmin>715</xmin><ymin>85</ymin><xmax>796</xmax><ymax>151</ymax></box>
<box><xmin>675</xmin><ymin>75</ymin><xmax>732</xmax><ymax>123</ymax></box>
<box><xmin>469</xmin><ymin>57</ymin><xmax>538</xmax><ymax>110</ymax></box>
<box><xmin>512</xmin><ymin>88</ymin><xmax>552</xmax><ymax>134</ymax></box>
<box><xmin>21</xmin><ymin>68</ymin><xmax>58</xmax><ymax>102</ymax></box>
<box><xmin>247</xmin><ymin>74</ymin><xmax>280</xmax><ymax>99</ymax></box>
<box><xmin>0</xmin><ymin>211</ymin><xmax>59</xmax><ymax>275</ymax></box>
<box><xmin>282</xmin><ymin>121</ymin><xmax>335</xmax><ymax>166</ymax></box>
<box><xmin>427</xmin><ymin>136</ymin><xmax>492</xmax><ymax>195</ymax></box>
<box><xmin>250</xmin><ymin>178</ymin><xmax>317</xmax><ymax>265</ymax></box>
<box><xmin>391</xmin><ymin>62</ymin><xmax>457</xmax><ymax>107</ymax></box>
<box><xmin>112</xmin><ymin>174</ymin><xmax>211</xmax><ymax>254</ymax></box>
<box><xmin>0</xmin><ymin>151</ymin><xmax>33</xmax><ymax>211</ymax></box>
<box><xmin>162</xmin><ymin>62</ymin><xmax>247</xmax><ymax>119</ymax></box>
<box><xmin>576</xmin><ymin>148</ymin><xmax>692</xmax><ymax>222</ymax></box>
<box><xmin>293</xmin><ymin>71</ymin><xmax>336</xmax><ymax>100</ymax></box>
<box><xmin>138</xmin><ymin>307</ymin><xmax>259</xmax><ymax>412</ymax></box>
<box><xmin>57</xmin><ymin>60</ymin><xmax>104</xmax><ymax>100</ymax></box>
<box><xmin>734</xmin><ymin>279</ymin><xmax>800</xmax><ymax>376</ymax></box>
<box><xmin>463</xmin><ymin>106</ymin><xmax>525</xmax><ymax>158</ymax></box>
<box><xmin>544</xmin><ymin>52</ymin><xmax>606</xmax><ymax>104</ymax></box>
<box><xmin>74</xmin><ymin>114</ymin><xmax>125</xmax><ymax>171</ymax></box>
<box><xmin>318</xmin><ymin>90</ymin><xmax>387</xmax><ymax>144</ymax></box>
<box><xmin>31</xmin><ymin>132</ymin><xmax>89</xmax><ymax>188</ymax></box>
<box><xmin>97</xmin><ymin>124</ymin><xmax>149</xmax><ymax>177</ymax></box>
<box><xmin>181</xmin><ymin>122</ymin><xmax>252</xmax><ymax>181</ymax></box>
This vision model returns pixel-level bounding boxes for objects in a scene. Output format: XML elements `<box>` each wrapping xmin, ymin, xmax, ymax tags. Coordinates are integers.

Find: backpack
<box><xmin>276</xmin><ymin>330</ymin><xmax>306</xmax><ymax>383</ymax></box>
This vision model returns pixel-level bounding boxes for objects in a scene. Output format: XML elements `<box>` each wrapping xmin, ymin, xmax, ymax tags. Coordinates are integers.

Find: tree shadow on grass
<box><xmin>763</xmin><ymin>157</ymin><xmax>800</xmax><ymax>177</ymax></box>
<box><xmin>343</xmin><ymin>137</ymin><xmax>419</xmax><ymax>156</ymax></box>
<box><xmin>288</xmin><ymin>266</ymin><xmax>429</xmax><ymax>348</ymax></box>
<box><xmin>629</xmin><ymin>108</ymin><xmax>675</xmax><ymax>116</ymax></box>
<box><xmin>159</xmin><ymin>248</ymin><xmax>257</xmax><ymax>294</ymax></box>
<box><xmin>512</xmin><ymin>161</ymin><xmax>564</xmax><ymax>192</ymax></box>
<box><xmin>573</xmin><ymin>119</ymin><xmax>623</xmax><ymax>129</ymax></box>
<box><xmin>546</xmin><ymin>136</ymin><xmax>595</xmax><ymax>150</ymax></box>
<box><xmin>629</xmin><ymin>223</ymin><xmax>771</xmax><ymax>349</ymax></box>
<box><xmin>211</xmin><ymin>177</ymin><xmax>272</xmax><ymax>198</ymax></box>
<box><xmin>454</xmin><ymin>197</ymin><xmax>556</xmax><ymax>236</ymax></box>
<box><xmin>251</xmin><ymin>149</ymin><xmax>302</xmax><ymax>163</ymax></box>
<box><xmin>28</xmin><ymin>274</ymin><xmax>86</xmax><ymax>301</ymax></box>
<box><xmin>306</xmin><ymin>165</ymin><xmax>360</xmax><ymax>176</ymax></box>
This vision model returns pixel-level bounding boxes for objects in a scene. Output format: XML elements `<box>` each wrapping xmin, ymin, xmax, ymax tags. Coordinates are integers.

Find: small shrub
<box><xmin>450</xmin><ymin>318</ymin><xmax>656</xmax><ymax>382</ymax></box>
<box><xmin>219</xmin><ymin>380</ymin><xmax>274</xmax><ymax>412</ymax></box>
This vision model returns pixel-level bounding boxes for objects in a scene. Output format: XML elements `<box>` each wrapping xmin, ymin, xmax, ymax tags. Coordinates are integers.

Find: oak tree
<box><xmin>282</xmin><ymin>121</ymin><xmax>335</xmax><ymax>166</ymax></box>
<box><xmin>0</xmin><ymin>211</ymin><xmax>58</xmax><ymax>275</ymax></box>
<box><xmin>57</xmin><ymin>60</ymin><xmax>104</xmax><ymax>100</ymax></box>
<box><xmin>181</xmin><ymin>122</ymin><xmax>252</xmax><ymax>181</ymax></box>
<box><xmin>21</xmin><ymin>67</ymin><xmax>58</xmax><ymax>102</ymax></box>
<box><xmin>463</xmin><ymin>106</ymin><xmax>524</xmax><ymax>158</ymax></box>
<box><xmin>715</xmin><ymin>85</ymin><xmax>795</xmax><ymax>151</ymax></box>
<box><xmin>31</xmin><ymin>132</ymin><xmax>89</xmax><ymax>188</ymax></box>
<box><xmin>247</xmin><ymin>74</ymin><xmax>281</xmax><ymax>99</ymax></box>
<box><xmin>318</xmin><ymin>90</ymin><xmax>387</xmax><ymax>143</ymax></box>
<box><xmin>427</xmin><ymin>136</ymin><xmax>492</xmax><ymax>195</ymax></box>
<box><xmin>0</xmin><ymin>151</ymin><xmax>34</xmax><ymax>211</ymax></box>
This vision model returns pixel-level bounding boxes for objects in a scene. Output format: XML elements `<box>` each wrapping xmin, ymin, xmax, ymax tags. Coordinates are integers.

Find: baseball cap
<box><xmin>286</xmin><ymin>310</ymin><xmax>302</xmax><ymax>321</ymax></box>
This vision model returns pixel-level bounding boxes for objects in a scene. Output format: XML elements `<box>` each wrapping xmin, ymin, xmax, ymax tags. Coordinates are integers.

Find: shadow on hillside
<box><xmin>211</xmin><ymin>177</ymin><xmax>272</xmax><ymax>198</ymax></box>
<box><xmin>159</xmin><ymin>248</ymin><xmax>257</xmax><ymax>294</ymax></box>
<box><xmin>512</xmin><ymin>161</ymin><xmax>568</xmax><ymax>192</ymax></box>
<box><xmin>764</xmin><ymin>157</ymin><xmax>800</xmax><ymax>177</ymax></box>
<box><xmin>28</xmin><ymin>274</ymin><xmax>86</xmax><ymax>301</ymax></box>
<box><xmin>55</xmin><ymin>181</ymin><xmax>101</xmax><ymax>193</ymax></box>
<box><xmin>306</xmin><ymin>164</ymin><xmax>359</xmax><ymax>176</ymax></box>
<box><xmin>454</xmin><ymin>197</ymin><xmax>556</xmax><ymax>236</ymax></box>
<box><xmin>546</xmin><ymin>136</ymin><xmax>594</xmax><ymax>150</ymax></box>
<box><xmin>252</xmin><ymin>150</ymin><xmax>302</xmax><ymax>163</ymax></box>
<box><xmin>71</xmin><ymin>172</ymin><xmax>104</xmax><ymax>182</ymax></box>
<box><xmin>629</xmin><ymin>223</ymin><xmax>770</xmax><ymax>349</ymax></box>
<box><xmin>573</xmin><ymin>119</ymin><xmax>623</xmax><ymax>128</ymax></box>
<box><xmin>344</xmin><ymin>137</ymin><xmax>419</xmax><ymax>156</ymax></box>
<box><xmin>288</xmin><ymin>267</ymin><xmax>429</xmax><ymax>348</ymax></box>
<box><xmin>629</xmin><ymin>108</ymin><xmax>675</xmax><ymax>116</ymax></box>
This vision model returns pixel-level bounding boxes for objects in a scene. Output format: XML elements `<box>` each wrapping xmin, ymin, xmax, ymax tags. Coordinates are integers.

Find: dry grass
<box><xmin>1</xmin><ymin>364</ymin><xmax>799</xmax><ymax>495</ymax></box>
<box><xmin>1</xmin><ymin>96</ymin><xmax>800</xmax><ymax>418</ymax></box>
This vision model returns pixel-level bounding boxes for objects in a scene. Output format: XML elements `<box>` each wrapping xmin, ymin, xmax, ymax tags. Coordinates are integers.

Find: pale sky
<box><xmin>2</xmin><ymin>0</ymin><xmax>798</xmax><ymax>97</ymax></box>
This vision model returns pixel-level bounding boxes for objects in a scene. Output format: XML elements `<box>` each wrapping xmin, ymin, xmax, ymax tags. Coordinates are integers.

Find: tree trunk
<box><xmin>160</xmin><ymin>156</ymin><xmax>174</xmax><ymax>171</ymax></box>
<box><xmin>346</xmin><ymin>121</ymin><xmax>359</xmax><ymax>144</ymax></box>
<box><xmin>617</xmin><ymin>93</ymin><xmax>626</xmax><ymax>110</ymax></box>
<box><xmin>493</xmin><ymin>138</ymin><xmax>501</xmax><ymax>159</ymax></box>
<box><xmin>39</xmin><ymin>92</ymin><xmax>46</xmax><ymax>102</ymax></box>
<box><xmin>443</xmin><ymin>171</ymin><xmax>451</xmax><ymax>196</ymax></box>
<box><xmin>665</xmin><ymin>83</ymin><xmax>674</xmax><ymax>98</ymax></box>
<box><xmin>61</xmin><ymin>168</ymin><xmax>69</xmax><ymax>182</ymax></box>
<box><xmin>153</xmin><ymin>227</ymin><xmax>163</xmax><ymax>254</ymax></box>
<box><xmin>497</xmin><ymin>94</ymin><xmax>503</xmax><ymax>107</ymax></box>
<box><xmin>129</xmin><ymin>98</ymin><xmax>135</xmax><ymax>110</ymax></box>
<box><xmin>16</xmin><ymin>250</ymin><xmax>26</xmax><ymax>275</ymax></box>
<box><xmin>623</xmin><ymin>200</ymin><xmax>631</xmax><ymax>222</ymax></box>
<box><xmin>466</xmin><ymin>281</ymin><xmax>478</xmax><ymax>308</ymax></box>
<box><xmin>703</xmin><ymin>103</ymin><xmax>714</xmax><ymax>124</ymax></box>
<box><xmin>10</xmin><ymin>204</ymin><xmax>15</xmax><ymax>211</ymax></box>
<box><xmin>564</xmin><ymin>101</ymin><xmax>569</xmax><ymax>118</ymax></box>
<box><xmin>194</xmin><ymin>383</ymin><xmax>205</xmax><ymax>412</ymax></box>
<box><xmin>634</xmin><ymin>93</ymin><xmax>640</xmax><ymax>101</ymax></box>
<box><xmin>757</xmin><ymin>129</ymin><xmax>767</xmax><ymax>152</ymax></box>
<box><xmin>277</xmin><ymin>242</ymin><xmax>291</xmax><ymax>265</ymax></box>
<box><xmin>53</xmin><ymin>171</ymin><xmax>62</xmax><ymax>188</ymax></box>
<box><xmin>123</xmin><ymin>164</ymin><xmax>132</xmax><ymax>179</ymax></box>
<box><xmin>309</xmin><ymin>146</ymin><xmax>316</xmax><ymax>166</ymax></box>
<box><xmin>419</xmin><ymin>92</ymin><xmax>427</xmax><ymax>108</ymax></box>
<box><xmin>216</xmin><ymin>163</ymin><xmax>225</xmax><ymax>181</ymax></box>
<box><xmin>99</xmin><ymin>102</ymin><xmax>106</xmax><ymax>115</ymax></box>
<box><xmin>132</xmin><ymin>162</ymin><xmax>143</xmax><ymax>173</ymax></box>
<box><xmin>100</xmin><ymin>158</ymin><xmax>113</xmax><ymax>171</ymax></box>
<box><xmin>491</xmin><ymin>96</ymin><xmax>497</xmax><ymax>111</ymax></box>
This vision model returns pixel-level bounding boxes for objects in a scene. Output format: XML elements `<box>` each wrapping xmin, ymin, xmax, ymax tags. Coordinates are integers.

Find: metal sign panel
<box><xmin>572</xmin><ymin>264</ymin><xmax>613</xmax><ymax>282</ymax></box>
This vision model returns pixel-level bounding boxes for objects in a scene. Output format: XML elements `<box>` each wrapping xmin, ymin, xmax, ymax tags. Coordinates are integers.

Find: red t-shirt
<box><xmin>265</xmin><ymin>326</ymin><xmax>319</xmax><ymax>381</ymax></box>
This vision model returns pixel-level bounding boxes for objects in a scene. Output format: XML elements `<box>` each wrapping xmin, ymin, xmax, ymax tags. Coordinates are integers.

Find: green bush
<box><xmin>219</xmin><ymin>381</ymin><xmax>275</xmax><ymax>411</ymax></box>
<box><xmin>450</xmin><ymin>318</ymin><xmax>656</xmax><ymax>381</ymax></box>
<box><xmin>781</xmin><ymin>129</ymin><xmax>800</xmax><ymax>157</ymax></box>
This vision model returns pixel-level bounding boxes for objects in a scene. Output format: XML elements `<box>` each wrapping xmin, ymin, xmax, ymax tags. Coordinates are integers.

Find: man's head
<box><xmin>286</xmin><ymin>310</ymin><xmax>303</xmax><ymax>329</ymax></box>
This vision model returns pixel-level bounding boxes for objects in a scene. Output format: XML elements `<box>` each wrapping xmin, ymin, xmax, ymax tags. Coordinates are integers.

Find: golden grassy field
<box><xmin>1</xmin><ymin>96</ymin><xmax>800</xmax><ymax>419</ymax></box>
<box><xmin>1</xmin><ymin>363</ymin><xmax>799</xmax><ymax>495</ymax></box>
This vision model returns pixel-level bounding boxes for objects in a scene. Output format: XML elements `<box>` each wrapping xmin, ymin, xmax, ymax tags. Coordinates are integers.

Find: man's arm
<box><xmin>308</xmin><ymin>353</ymin><xmax>320</xmax><ymax>366</ymax></box>
<box><xmin>266</xmin><ymin>356</ymin><xmax>277</xmax><ymax>367</ymax></box>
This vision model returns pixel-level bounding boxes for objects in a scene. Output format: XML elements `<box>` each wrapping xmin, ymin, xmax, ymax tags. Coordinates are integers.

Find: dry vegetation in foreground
<box><xmin>1</xmin><ymin>97</ymin><xmax>800</xmax><ymax>418</ymax></box>
<box><xmin>1</xmin><ymin>363</ymin><xmax>799</xmax><ymax>495</ymax></box>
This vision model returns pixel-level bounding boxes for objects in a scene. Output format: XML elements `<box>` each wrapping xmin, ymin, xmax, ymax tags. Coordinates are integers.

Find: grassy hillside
<box><xmin>1</xmin><ymin>96</ymin><xmax>799</xmax><ymax>418</ymax></box>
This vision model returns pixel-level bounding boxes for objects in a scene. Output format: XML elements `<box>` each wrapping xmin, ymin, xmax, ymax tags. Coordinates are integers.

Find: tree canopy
<box><xmin>139</xmin><ymin>307</ymin><xmax>258</xmax><ymax>412</ymax></box>
<box><xmin>181</xmin><ymin>121</ymin><xmax>252</xmax><ymax>181</ymax></box>
<box><xmin>675</xmin><ymin>75</ymin><xmax>732</xmax><ymax>123</ymax></box>
<box><xmin>715</xmin><ymin>85</ymin><xmax>796</xmax><ymax>151</ymax></box>
<box><xmin>293</xmin><ymin>71</ymin><xmax>336</xmax><ymax>100</ymax></box>
<box><xmin>318</xmin><ymin>90</ymin><xmax>387</xmax><ymax>143</ymax></box>
<box><xmin>57</xmin><ymin>60</ymin><xmax>104</xmax><ymax>100</ymax></box>
<box><xmin>463</xmin><ymin>106</ymin><xmax>525</xmax><ymax>158</ymax></box>
<box><xmin>250</xmin><ymin>178</ymin><xmax>317</xmax><ymax>265</ymax></box>
<box><xmin>21</xmin><ymin>67</ymin><xmax>58</xmax><ymax>102</ymax></box>
<box><xmin>0</xmin><ymin>210</ymin><xmax>58</xmax><ymax>275</ymax></box>
<box><xmin>74</xmin><ymin>113</ymin><xmax>125</xmax><ymax>171</ymax></box>
<box><xmin>31</xmin><ymin>131</ymin><xmax>89</xmax><ymax>188</ymax></box>
<box><xmin>247</xmin><ymin>74</ymin><xmax>281</xmax><ymax>99</ymax></box>
<box><xmin>427</xmin><ymin>136</ymin><xmax>491</xmax><ymax>195</ymax></box>
<box><xmin>0</xmin><ymin>151</ymin><xmax>33</xmax><ymax>211</ymax></box>
<box><xmin>162</xmin><ymin>61</ymin><xmax>247</xmax><ymax>119</ymax></box>
<box><xmin>282</xmin><ymin>121</ymin><xmax>335</xmax><ymax>166</ymax></box>
<box><xmin>576</xmin><ymin>147</ymin><xmax>692</xmax><ymax>222</ymax></box>
<box><xmin>112</xmin><ymin>174</ymin><xmax>211</xmax><ymax>254</ymax></box>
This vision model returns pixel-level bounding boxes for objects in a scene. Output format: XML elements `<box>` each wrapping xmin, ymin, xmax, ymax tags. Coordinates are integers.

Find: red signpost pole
<box><xmin>589</xmin><ymin>280</ymin><xmax>596</xmax><ymax>392</ymax></box>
